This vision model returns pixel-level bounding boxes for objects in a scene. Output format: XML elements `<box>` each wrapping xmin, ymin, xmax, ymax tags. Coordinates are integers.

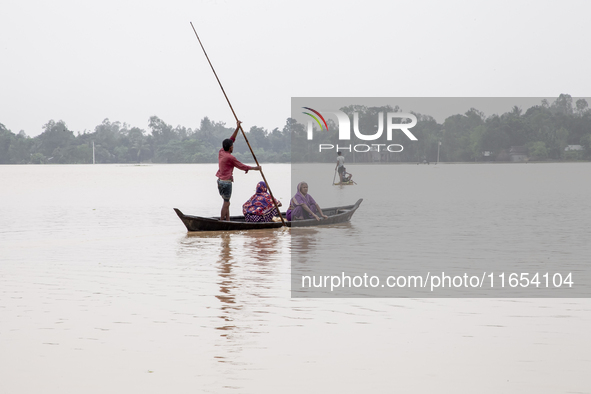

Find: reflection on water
<box><xmin>290</xmin><ymin>228</ymin><xmax>319</xmax><ymax>256</ymax></box>
<box><xmin>215</xmin><ymin>234</ymin><xmax>238</xmax><ymax>335</ymax></box>
<box><xmin>290</xmin><ymin>223</ymin><xmax>355</xmax><ymax>261</ymax></box>
<box><xmin>177</xmin><ymin>228</ymin><xmax>290</xmax><ymax>376</ymax></box>
<box><xmin>241</xmin><ymin>229</ymin><xmax>286</xmax><ymax>266</ymax></box>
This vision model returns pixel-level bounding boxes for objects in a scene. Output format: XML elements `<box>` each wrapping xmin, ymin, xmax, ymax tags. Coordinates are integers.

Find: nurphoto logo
<box><xmin>302</xmin><ymin>107</ymin><xmax>418</xmax><ymax>153</ymax></box>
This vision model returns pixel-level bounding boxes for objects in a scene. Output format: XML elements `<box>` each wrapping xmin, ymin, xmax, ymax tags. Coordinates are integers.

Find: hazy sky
<box><xmin>2</xmin><ymin>0</ymin><xmax>590</xmax><ymax>137</ymax></box>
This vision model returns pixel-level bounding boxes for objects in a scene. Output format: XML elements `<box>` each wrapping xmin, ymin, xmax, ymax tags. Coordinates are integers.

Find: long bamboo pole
<box><xmin>190</xmin><ymin>22</ymin><xmax>286</xmax><ymax>226</ymax></box>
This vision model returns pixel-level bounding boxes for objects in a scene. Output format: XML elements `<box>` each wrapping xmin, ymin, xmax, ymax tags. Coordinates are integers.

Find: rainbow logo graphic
<box><xmin>302</xmin><ymin>107</ymin><xmax>329</xmax><ymax>131</ymax></box>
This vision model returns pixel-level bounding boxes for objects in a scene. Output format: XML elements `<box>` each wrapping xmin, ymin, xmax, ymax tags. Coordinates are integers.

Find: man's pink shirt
<box><xmin>216</xmin><ymin>137</ymin><xmax>251</xmax><ymax>181</ymax></box>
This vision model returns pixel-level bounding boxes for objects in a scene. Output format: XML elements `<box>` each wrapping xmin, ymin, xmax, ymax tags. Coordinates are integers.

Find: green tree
<box><xmin>8</xmin><ymin>131</ymin><xmax>33</xmax><ymax>164</ymax></box>
<box><xmin>30</xmin><ymin>152</ymin><xmax>47</xmax><ymax>164</ymax></box>
<box><xmin>529</xmin><ymin>141</ymin><xmax>548</xmax><ymax>160</ymax></box>
<box><xmin>0</xmin><ymin>124</ymin><xmax>13</xmax><ymax>164</ymax></box>
<box><xmin>94</xmin><ymin>118</ymin><xmax>123</xmax><ymax>153</ymax></box>
<box><xmin>468</xmin><ymin>125</ymin><xmax>486</xmax><ymax>161</ymax></box>
<box><xmin>36</xmin><ymin>120</ymin><xmax>75</xmax><ymax>159</ymax></box>
<box><xmin>552</xmin><ymin>94</ymin><xmax>573</xmax><ymax>115</ymax></box>
<box><xmin>580</xmin><ymin>134</ymin><xmax>591</xmax><ymax>159</ymax></box>
<box><xmin>149</xmin><ymin>116</ymin><xmax>176</xmax><ymax>147</ymax></box>
<box><xmin>285</xmin><ymin>117</ymin><xmax>307</xmax><ymax>163</ymax></box>
<box><xmin>575</xmin><ymin>99</ymin><xmax>589</xmax><ymax>116</ymax></box>
<box><xmin>246</xmin><ymin>126</ymin><xmax>270</xmax><ymax>152</ymax></box>
<box><xmin>128</xmin><ymin>127</ymin><xmax>148</xmax><ymax>163</ymax></box>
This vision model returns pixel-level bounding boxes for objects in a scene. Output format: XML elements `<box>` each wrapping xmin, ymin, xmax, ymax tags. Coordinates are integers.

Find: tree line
<box><xmin>290</xmin><ymin>94</ymin><xmax>591</xmax><ymax>163</ymax></box>
<box><xmin>0</xmin><ymin>116</ymin><xmax>291</xmax><ymax>164</ymax></box>
<box><xmin>1</xmin><ymin>94</ymin><xmax>589</xmax><ymax>165</ymax></box>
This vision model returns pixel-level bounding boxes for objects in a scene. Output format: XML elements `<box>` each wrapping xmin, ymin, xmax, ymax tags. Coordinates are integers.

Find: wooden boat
<box><xmin>174</xmin><ymin>199</ymin><xmax>363</xmax><ymax>232</ymax></box>
<box><xmin>333</xmin><ymin>180</ymin><xmax>356</xmax><ymax>185</ymax></box>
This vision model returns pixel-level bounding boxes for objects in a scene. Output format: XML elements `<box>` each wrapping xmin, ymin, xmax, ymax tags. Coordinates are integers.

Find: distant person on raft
<box><xmin>336</xmin><ymin>151</ymin><xmax>345</xmax><ymax>182</ymax></box>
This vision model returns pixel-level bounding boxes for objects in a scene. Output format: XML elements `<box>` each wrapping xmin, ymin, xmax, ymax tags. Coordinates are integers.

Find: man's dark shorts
<box><xmin>217</xmin><ymin>179</ymin><xmax>232</xmax><ymax>202</ymax></box>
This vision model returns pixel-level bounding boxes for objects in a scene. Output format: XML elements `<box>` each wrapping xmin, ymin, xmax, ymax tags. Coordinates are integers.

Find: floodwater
<box><xmin>1</xmin><ymin>163</ymin><xmax>590</xmax><ymax>393</ymax></box>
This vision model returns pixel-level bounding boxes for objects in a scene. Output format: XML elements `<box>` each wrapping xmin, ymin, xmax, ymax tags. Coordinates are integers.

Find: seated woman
<box><xmin>286</xmin><ymin>182</ymin><xmax>329</xmax><ymax>221</ymax></box>
<box><xmin>242</xmin><ymin>181</ymin><xmax>282</xmax><ymax>222</ymax></box>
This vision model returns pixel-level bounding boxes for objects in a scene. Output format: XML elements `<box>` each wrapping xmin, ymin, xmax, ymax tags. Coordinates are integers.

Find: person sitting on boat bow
<box><xmin>217</xmin><ymin>120</ymin><xmax>261</xmax><ymax>221</ymax></box>
<box><xmin>340</xmin><ymin>167</ymin><xmax>353</xmax><ymax>183</ymax></box>
<box><xmin>242</xmin><ymin>181</ymin><xmax>282</xmax><ymax>222</ymax></box>
<box><xmin>286</xmin><ymin>182</ymin><xmax>328</xmax><ymax>221</ymax></box>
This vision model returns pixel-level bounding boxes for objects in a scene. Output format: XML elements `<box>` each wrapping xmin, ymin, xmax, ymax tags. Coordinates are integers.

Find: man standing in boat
<box><xmin>336</xmin><ymin>151</ymin><xmax>345</xmax><ymax>182</ymax></box>
<box><xmin>217</xmin><ymin>120</ymin><xmax>261</xmax><ymax>221</ymax></box>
